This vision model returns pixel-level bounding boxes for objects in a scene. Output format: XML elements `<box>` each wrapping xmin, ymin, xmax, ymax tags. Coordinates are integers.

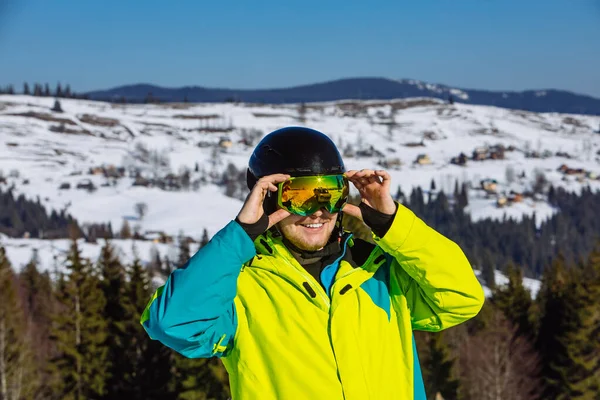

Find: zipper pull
<box><xmin>339</xmin><ymin>284</ymin><xmax>353</xmax><ymax>295</ymax></box>
<box><xmin>302</xmin><ymin>282</ymin><xmax>317</xmax><ymax>298</ymax></box>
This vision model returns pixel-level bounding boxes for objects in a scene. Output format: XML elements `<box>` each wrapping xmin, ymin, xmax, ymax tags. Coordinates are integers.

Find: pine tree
<box><xmin>98</xmin><ymin>241</ymin><xmax>129</xmax><ymax>399</ymax></box>
<box><xmin>200</xmin><ymin>229</ymin><xmax>210</xmax><ymax>248</ymax></box>
<box><xmin>23</xmin><ymin>82</ymin><xmax>30</xmax><ymax>95</ymax></box>
<box><xmin>33</xmin><ymin>84</ymin><xmax>42</xmax><ymax>96</ymax></box>
<box><xmin>571</xmin><ymin>245</ymin><xmax>600</xmax><ymax>396</ymax></box>
<box><xmin>172</xmin><ymin>355</ymin><xmax>230</xmax><ymax>400</ymax></box>
<box><xmin>51</xmin><ymin>237</ymin><xmax>108</xmax><ymax>399</ymax></box>
<box><xmin>457</xmin><ymin>183</ymin><xmax>469</xmax><ymax>210</ymax></box>
<box><xmin>177</xmin><ymin>232</ymin><xmax>191</xmax><ymax>267</ymax></box>
<box><xmin>56</xmin><ymin>83</ymin><xmax>63</xmax><ymax>98</ymax></box>
<box><xmin>423</xmin><ymin>332</ymin><xmax>459</xmax><ymax>400</ymax></box>
<box><xmin>120</xmin><ymin>220</ymin><xmax>132</xmax><ymax>239</ymax></box>
<box><xmin>44</xmin><ymin>83</ymin><xmax>50</xmax><ymax>97</ymax></box>
<box><xmin>536</xmin><ymin>255</ymin><xmax>598</xmax><ymax>399</ymax></box>
<box><xmin>493</xmin><ymin>263</ymin><xmax>535</xmax><ymax>340</ymax></box>
<box><xmin>481</xmin><ymin>249</ymin><xmax>496</xmax><ymax>289</ymax></box>
<box><xmin>147</xmin><ymin>245</ymin><xmax>163</xmax><ymax>276</ymax></box>
<box><xmin>0</xmin><ymin>245</ymin><xmax>35</xmax><ymax>400</ymax></box>
<box><xmin>123</xmin><ymin>250</ymin><xmax>176</xmax><ymax>399</ymax></box>
<box><xmin>19</xmin><ymin>250</ymin><xmax>54</xmax><ymax>397</ymax></box>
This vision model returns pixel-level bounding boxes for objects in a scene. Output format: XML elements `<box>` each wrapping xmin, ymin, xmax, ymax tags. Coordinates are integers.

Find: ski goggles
<box><xmin>277</xmin><ymin>174</ymin><xmax>349</xmax><ymax>216</ymax></box>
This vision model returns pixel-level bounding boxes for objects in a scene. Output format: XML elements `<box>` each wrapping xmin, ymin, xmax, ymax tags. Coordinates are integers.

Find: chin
<box><xmin>295</xmin><ymin>237</ymin><xmax>329</xmax><ymax>251</ymax></box>
<box><xmin>284</xmin><ymin>230</ymin><xmax>332</xmax><ymax>251</ymax></box>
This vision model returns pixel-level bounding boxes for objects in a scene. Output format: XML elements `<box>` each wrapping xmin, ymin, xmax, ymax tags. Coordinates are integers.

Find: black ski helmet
<box><xmin>246</xmin><ymin>126</ymin><xmax>345</xmax><ymax>190</ymax></box>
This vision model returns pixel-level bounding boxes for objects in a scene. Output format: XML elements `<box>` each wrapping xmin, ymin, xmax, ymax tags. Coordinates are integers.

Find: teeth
<box><xmin>303</xmin><ymin>223</ymin><xmax>324</xmax><ymax>228</ymax></box>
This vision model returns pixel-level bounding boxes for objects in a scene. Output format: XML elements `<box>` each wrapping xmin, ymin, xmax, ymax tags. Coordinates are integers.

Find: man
<box><xmin>141</xmin><ymin>127</ymin><xmax>485</xmax><ymax>399</ymax></box>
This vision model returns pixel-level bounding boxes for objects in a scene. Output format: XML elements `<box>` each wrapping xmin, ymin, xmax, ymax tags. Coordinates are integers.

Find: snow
<box><xmin>449</xmin><ymin>88</ymin><xmax>469</xmax><ymax>100</ymax></box>
<box><xmin>475</xmin><ymin>269</ymin><xmax>542</xmax><ymax>299</ymax></box>
<box><xmin>1</xmin><ymin>94</ymin><xmax>599</xmax><ymax>275</ymax></box>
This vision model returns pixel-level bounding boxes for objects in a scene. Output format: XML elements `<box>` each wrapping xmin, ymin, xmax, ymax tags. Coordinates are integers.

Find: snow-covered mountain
<box><xmin>86</xmin><ymin>77</ymin><xmax>600</xmax><ymax>116</ymax></box>
<box><xmin>1</xmin><ymin>94</ymin><xmax>599</xmax><ymax>276</ymax></box>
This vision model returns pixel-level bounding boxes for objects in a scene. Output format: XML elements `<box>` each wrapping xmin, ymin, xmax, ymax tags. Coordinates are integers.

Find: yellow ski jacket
<box><xmin>142</xmin><ymin>204</ymin><xmax>485</xmax><ymax>399</ymax></box>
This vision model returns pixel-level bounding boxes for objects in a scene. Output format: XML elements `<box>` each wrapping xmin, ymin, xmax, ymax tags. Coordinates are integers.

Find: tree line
<box><xmin>398</xmin><ymin>183</ymin><xmax>600</xmax><ymax>280</ymax></box>
<box><xmin>412</xmin><ymin>244</ymin><xmax>600</xmax><ymax>399</ymax></box>
<box><xmin>0</xmin><ymin>82</ymin><xmax>88</xmax><ymax>100</ymax></box>
<box><xmin>0</xmin><ymin>229</ymin><xmax>229</xmax><ymax>400</ymax></box>
<box><xmin>0</xmin><ymin>187</ymin><xmax>78</xmax><ymax>239</ymax></box>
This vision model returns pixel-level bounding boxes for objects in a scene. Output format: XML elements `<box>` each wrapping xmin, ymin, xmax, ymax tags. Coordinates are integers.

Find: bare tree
<box><xmin>298</xmin><ymin>103</ymin><xmax>307</xmax><ymax>124</ymax></box>
<box><xmin>505</xmin><ymin>165</ymin><xmax>516</xmax><ymax>185</ymax></box>
<box><xmin>460</xmin><ymin>310</ymin><xmax>541</xmax><ymax>400</ymax></box>
<box><xmin>134</xmin><ymin>202</ymin><xmax>148</xmax><ymax>220</ymax></box>
<box><xmin>532</xmin><ymin>169</ymin><xmax>548</xmax><ymax>196</ymax></box>
<box><xmin>0</xmin><ymin>247</ymin><xmax>34</xmax><ymax>400</ymax></box>
<box><xmin>149</xmin><ymin>149</ymin><xmax>170</xmax><ymax>179</ymax></box>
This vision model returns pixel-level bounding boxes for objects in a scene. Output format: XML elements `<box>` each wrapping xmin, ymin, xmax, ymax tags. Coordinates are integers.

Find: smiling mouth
<box><xmin>301</xmin><ymin>223</ymin><xmax>324</xmax><ymax>229</ymax></box>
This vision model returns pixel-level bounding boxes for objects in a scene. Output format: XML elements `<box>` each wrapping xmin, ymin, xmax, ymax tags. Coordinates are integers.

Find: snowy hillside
<box><xmin>1</xmin><ymin>94</ymin><xmax>599</xmax><ymax>273</ymax></box>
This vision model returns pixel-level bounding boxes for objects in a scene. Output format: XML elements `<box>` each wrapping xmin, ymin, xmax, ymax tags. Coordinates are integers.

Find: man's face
<box><xmin>277</xmin><ymin>208</ymin><xmax>338</xmax><ymax>251</ymax></box>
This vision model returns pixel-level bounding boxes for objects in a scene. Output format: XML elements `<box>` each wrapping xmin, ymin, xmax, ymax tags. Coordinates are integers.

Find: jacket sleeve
<box><xmin>140</xmin><ymin>220</ymin><xmax>256</xmax><ymax>358</ymax></box>
<box><xmin>374</xmin><ymin>203</ymin><xmax>485</xmax><ymax>332</ymax></box>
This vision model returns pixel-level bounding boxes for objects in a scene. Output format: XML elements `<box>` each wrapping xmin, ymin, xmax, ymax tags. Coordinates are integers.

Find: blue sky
<box><xmin>1</xmin><ymin>0</ymin><xmax>599</xmax><ymax>96</ymax></box>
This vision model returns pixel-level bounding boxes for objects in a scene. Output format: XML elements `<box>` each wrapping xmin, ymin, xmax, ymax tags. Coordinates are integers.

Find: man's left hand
<box><xmin>342</xmin><ymin>169</ymin><xmax>396</xmax><ymax>221</ymax></box>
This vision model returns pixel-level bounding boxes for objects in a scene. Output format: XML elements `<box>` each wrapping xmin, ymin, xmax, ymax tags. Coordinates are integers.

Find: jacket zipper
<box><xmin>292</xmin><ymin>261</ymin><xmax>331</xmax><ymax>306</ymax></box>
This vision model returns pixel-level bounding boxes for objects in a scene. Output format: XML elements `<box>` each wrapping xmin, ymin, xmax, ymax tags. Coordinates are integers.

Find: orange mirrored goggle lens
<box><xmin>277</xmin><ymin>175</ymin><xmax>349</xmax><ymax>216</ymax></box>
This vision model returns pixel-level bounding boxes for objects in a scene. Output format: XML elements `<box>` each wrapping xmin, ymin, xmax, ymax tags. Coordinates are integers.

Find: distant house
<box><xmin>219</xmin><ymin>137</ymin><xmax>233</xmax><ymax>148</ymax></box>
<box><xmin>90</xmin><ymin>167</ymin><xmax>104</xmax><ymax>175</ymax></box>
<box><xmin>451</xmin><ymin>152</ymin><xmax>468</xmax><ymax>166</ymax></box>
<box><xmin>496</xmin><ymin>196</ymin><xmax>508</xmax><ymax>208</ymax></box>
<box><xmin>414</xmin><ymin>154</ymin><xmax>432</xmax><ymax>165</ymax></box>
<box><xmin>145</xmin><ymin>230</ymin><xmax>174</xmax><ymax>244</ymax></box>
<box><xmin>472</xmin><ymin>147</ymin><xmax>488</xmax><ymax>161</ymax></box>
<box><xmin>133</xmin><ymin>176</ymin><xmax>152</xmax><ymax>187</ymax></box>
<box><xmin>508</xmin><ymin>191</ymin><xmax>523</xmax><ymax>203</ymax></box>
<box><xmin>356</xmin><ymin>146</ymin><xmax>385</xmax><ymax>158</ymax></box>
<box><xmin>489</xmin><ymin>144</ymin><xmax>505</xmax><ymax>160</ymax></box>
<box><xmin>378</xmin><ymin>157</ymin><xmax>403</xmax><ymax>170</ymax></box>
<box><xmin>76</xmin><ymin>179</ymin><xmax>95</xmax><ymax>190</ymax></box>
<box><xmin>104</xmin><ymin>165</ymin><xmax>124</xmax><ymax>178</ymax></box>
<box><xmin>480</xmin><ymin>179</ymin><xmax>498</xmax><ymax>193</ymax></box>
<box><xmin>525</xmin><ymin>151</ymin><xmax>541</xmax><ymax>159</ymax></box>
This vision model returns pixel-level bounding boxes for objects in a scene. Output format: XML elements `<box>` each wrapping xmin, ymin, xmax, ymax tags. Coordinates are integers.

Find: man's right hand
<box><xmin>237</xmin><ymin>174</ymin><xmax>292</xmax><ymax>229</ymax></box>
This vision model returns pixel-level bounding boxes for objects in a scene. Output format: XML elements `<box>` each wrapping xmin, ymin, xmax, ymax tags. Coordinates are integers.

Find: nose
<box><xmin>310</xmin><ymin>208</ymin><xmax>331</xmax><ymax>218</ymax></box>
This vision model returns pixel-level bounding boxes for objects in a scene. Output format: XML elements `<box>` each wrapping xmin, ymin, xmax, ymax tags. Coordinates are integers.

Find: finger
<box><xmin>356</xmin><ymin>169</ymin><xmax>375</xmax><ymax>178</ymax></box>
<box><xmin>341</xmin><ymin>203</ymin><xmax>363</xmax><ymax>221</ymax></box>
<box><xmin>348</xmin><ymin>178</ymin><xmax>364</xmax><ymax>191</ymax></box>
<box><xmin>375</xmin><ymin>170</ymin><xmax>391</xmax><ymax>189</ymax></box>
<box><xmin>345</xmin><ymin>170</ymin><xmax>358</xmax><ymax>179</ymax></box>
<box><xmin>268</xmin><ymin>209</ymin><xmax>291</xmax><ymax>228</ymax></box>
<box><xmin>258</xmin><ymin>173</ymin><xmax>291</xmax><ymax>185</ymax></box>
<box><xmin>366</xmin><ymin>175</ymin><xmax>380</xmax><ymax>185</ymax></box>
